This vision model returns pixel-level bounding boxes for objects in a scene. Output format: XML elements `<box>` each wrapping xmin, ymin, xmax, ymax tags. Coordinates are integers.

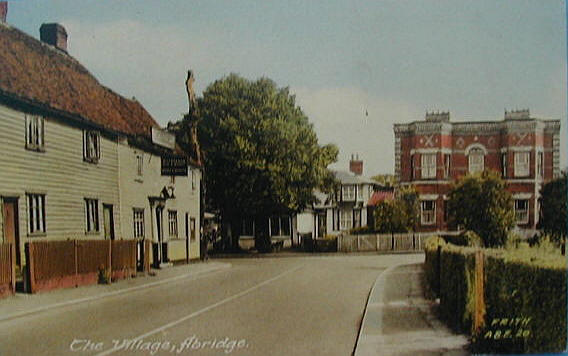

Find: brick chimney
<box><xmin>0</xmin><ymin>2</ymin><xmax>7</xmax><ymax>23</ymax></box>
<box><xmin>40</xmin><ymin>23</ymin><xmax>68</xmax><ymax>52</ymax></box>
<box><xmin>349</xmin><ymin>154</ymin><xmax>363</xmax><ymax>175</ymax></box>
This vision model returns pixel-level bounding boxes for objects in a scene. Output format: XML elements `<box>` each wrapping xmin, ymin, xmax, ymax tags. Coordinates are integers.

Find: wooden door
<box><xmin>3</xmin><ymin>199</ymin><xmax>20</xmax><ymax>267</ymax></box>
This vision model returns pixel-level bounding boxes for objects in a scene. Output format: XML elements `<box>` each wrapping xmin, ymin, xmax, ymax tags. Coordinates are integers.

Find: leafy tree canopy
<box><xmin>538</xmin><ymin>171</ymin><xmax>567</xmax><ymax>245</ymax></box>
<box><xmin>447</xmin><ymin>170</ymin><xmax>515</xmax><ymax>247</ymax></box>
<box><xmin>196</xmin><ymin>74</ymin><xmax>338</xmax><ymax>220</ymax></box>
<box><xmin>374</xmin><ymin>185</ymin><xmax>419</xmax><ymax>233</ymax></box>
<box><xmin>371</xmin><ymin>174</ymin><xmax>397</xmax><ymax>188</ymax></box>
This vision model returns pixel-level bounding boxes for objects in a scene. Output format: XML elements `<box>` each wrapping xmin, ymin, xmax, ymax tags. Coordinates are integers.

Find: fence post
<box><xmin>357</xmin><ymin>235</ymin><xmax>360</xmax><ymax>252</ymax></box>
<box><xmin>473</xmin><ymin>249</ymin><xmax>486</xmax><ymax>334</ymax></box>
<box><xmin>107</xmin><ymin>240</ymin><xmax>112</xmax><ymax>283</ymax></box>
<box><xmin>25</xmin><ymin>243</ymin><xmax>36</xmax><ymax>293</ymax></box>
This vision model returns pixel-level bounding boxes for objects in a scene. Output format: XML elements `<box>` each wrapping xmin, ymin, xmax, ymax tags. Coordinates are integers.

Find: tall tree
<box><xmin>537</xmin><ymin>171</ymin><xmax>567</xmax><ymax>246</ymax></box>
<box><xmin>196</xmin><ymin>74</ymin><xmax>338</xmax><ymax>250</ymax></box>
<box><xmin>447</xmin><ymin>170</ymin><xmax>515</xmax><ymax>247</ymax></box>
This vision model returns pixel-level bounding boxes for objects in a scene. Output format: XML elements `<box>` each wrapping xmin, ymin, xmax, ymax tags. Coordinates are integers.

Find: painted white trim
<box><xmin>464</xmin><ymin>143</ymin><xmax>487</xmax><ymax>156</ymax></box>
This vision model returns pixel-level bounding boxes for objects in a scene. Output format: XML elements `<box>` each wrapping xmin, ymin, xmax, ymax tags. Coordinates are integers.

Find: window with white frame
<box><xmin>357</xmin><ymin>185</ymin><xmax>362</xmax><ymax>200</ymax></box>
<box><xmin>514</xmin><ymin>199</ymin><xmax>529</xmax><ymax>224</ymax></box>
<box><xmin>191</xmin><ymin>170</ymin><xmax>196</xmax><ymax>190</ymax></box>
<box><xmin>133</xmin><ymin>208</ymin><xmax>144</xmax><ymax>238</ymax></box>
<box><xmin>27</xmin><ymin>193</ymin><xmax>46</xmax><ymax>234</ymax></box>
<box><xmin>168</xmin><ymin>210</ymin><xmax>178</xmax><ymax>237</ymax></box>
<box><xmin>25</xmin><ymin>115</ymin><xmax>44</xmax><ymax>151</ymax></box>
<box><xmin>83</xmin><ymin>130</ymin><xmax>100</xmax><ymax>163</ymax></box>
<box><xmin>421</xmin><ymin>154</ymin><xmax>436</xmax><ymax>179</ymax></box>
<box><xmin>514</xmin><ymin>152</ymin><xmax>530</xmax><ymax>177</ymax></box>
<box><xmin>537</xmin><ymin>152</ymin><xmax>543</xmax><ymax>178</ymax></box>
<box><xmin>85</xmin><ymin>198</ymin><xmax>99</xmax><ymax>233</ymax></box>
<box><xmin>136</xmin><ymin>154</ymin><xmax>143</xmax><ymax>176</ymax></box>
<box><xmin>468</xmin><ymin>148</ymin><xmax>484</xmax><ymax>173</ymax></box>
<box><xmin>501</xmin><ymin>153</ymin><xmax>507</xmax><ymax>178</ymax></box>
<box><xmin>340</xmin><ymin>210</ymin><xmax>352</xmax><ymax>230</ymax></box>
<box><xmin>421</xmin><ymin>200</ymin><xmax>436</xmax><ymax>225</ymax></box>
<box><xmin>444</xmin><ymin>154</ymin><xmax>451</xmax><ymax>178</ymax></box>
<box><xmin>342</xmin><ymin>185</ymin><xmax>356</xmax><ymax>201</ymax></box>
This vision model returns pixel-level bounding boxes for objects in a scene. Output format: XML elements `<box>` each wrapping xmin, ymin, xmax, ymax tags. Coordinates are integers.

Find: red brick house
<box><xmin>394</xmin><ymin>110</ymin><xmax>561</xmax><ymax>234</ymax></box>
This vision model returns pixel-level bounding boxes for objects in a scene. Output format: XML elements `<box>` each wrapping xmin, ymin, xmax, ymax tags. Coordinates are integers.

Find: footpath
<box><xmin>0</xmin><ymin>261</ymin><xmax>230</xmax><ymax>322</ymax></box>
<box><xmin>354</xmin><ymin>263</ymin><xmax>469</xmax><ymax>356</ymax></box>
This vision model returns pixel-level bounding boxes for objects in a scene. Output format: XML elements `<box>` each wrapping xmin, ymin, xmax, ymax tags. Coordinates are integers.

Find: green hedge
<box><xmin>423</xmin><ymin>237</ymin><xmax>567</xmax><ymax>354</ymax></box>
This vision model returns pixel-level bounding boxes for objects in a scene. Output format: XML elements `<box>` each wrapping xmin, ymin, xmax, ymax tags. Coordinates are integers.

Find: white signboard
<box><xmin>151</xmin><ymin>127</ymin><xmax>175</xmax><ymax>150</ymax></box>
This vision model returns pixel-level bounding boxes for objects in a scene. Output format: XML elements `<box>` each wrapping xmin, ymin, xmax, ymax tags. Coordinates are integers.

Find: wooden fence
<box><xmin>337</xmin><ymin>233</ymin><xmax>437</xmax><ymax>253</ymax></box>
<box><xmin>0</xmin><ymin>243</ymin><xmax>15</xmax><ymax>297</ymax></box>
<box><xmin>26</xmin><ymin>239</ymin><xmax>141</xmax><ymax>294</ymax></box>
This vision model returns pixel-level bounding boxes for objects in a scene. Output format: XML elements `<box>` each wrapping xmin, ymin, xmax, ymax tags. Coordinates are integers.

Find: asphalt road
<box><xmin>0</xmin><ymin>254</ymin><xmax>423</xmax><ymax>356</ymax></box>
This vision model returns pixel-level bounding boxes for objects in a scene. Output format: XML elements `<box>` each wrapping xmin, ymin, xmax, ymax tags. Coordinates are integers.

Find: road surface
<box><xmin>0</xmin><ymin>254</ymin><xmax>423</xmax><ymax>356</ymax></box>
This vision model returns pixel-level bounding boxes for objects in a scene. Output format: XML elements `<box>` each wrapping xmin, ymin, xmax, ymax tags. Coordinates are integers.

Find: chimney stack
<box><xmin>349</xmin><ymin>153</ymin><xmax>363</xmax><ymax>176</ymax></box>
<box><xmin>40</xmin><ymin>23</ymin><xmax>68</xmax><ymax>52</ymax></box>
<box><xmin>0</xmin><ymin>2</ymin><xmax>7</xmax><ymax>23</ymax></box>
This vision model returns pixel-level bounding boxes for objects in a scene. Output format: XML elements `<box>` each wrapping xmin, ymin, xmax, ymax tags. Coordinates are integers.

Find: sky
<box><xmin>6</xmin><ymin>0</ymin><xmax>567</xmax><ymax>176</ymax></box>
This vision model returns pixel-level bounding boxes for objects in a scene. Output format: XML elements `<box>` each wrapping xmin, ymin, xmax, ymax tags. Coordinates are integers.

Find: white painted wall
<box><xmin>0</xmin><ymin>104</ymin><xmax>121</xmax><ymax>264</ymax></box>
<box><xmin>117</xmin><ymin>141</ymin><xmax>201</xmax><ymax>261</ymax></box>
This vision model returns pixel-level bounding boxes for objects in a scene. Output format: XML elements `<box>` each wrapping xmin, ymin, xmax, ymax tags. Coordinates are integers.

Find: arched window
<box><xmin>468</xmin><ymin>147</ymin><xmax>485</xmax><ymax>173</ymax></box>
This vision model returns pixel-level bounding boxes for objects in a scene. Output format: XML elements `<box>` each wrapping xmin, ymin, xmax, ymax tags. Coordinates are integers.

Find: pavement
<box><xmin>354</xmin><ymin>262</ymin><xmax>469</xmax><ymax>356</ymax></box>
<box><xmin>0</xmin><ymin>261</ymin><xmax>231</xmax><ymax>322</ymax></box>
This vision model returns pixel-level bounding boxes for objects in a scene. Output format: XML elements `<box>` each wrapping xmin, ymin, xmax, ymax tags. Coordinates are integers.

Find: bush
<box><xmin>424</xmin><ymin>240</ymin><xmax>567</xmax><ymax>354</ymax></box>
<box><xmin>423</xmin><ymin>236</ymin><xmax>446</xmax><ymax>297</ymax></box>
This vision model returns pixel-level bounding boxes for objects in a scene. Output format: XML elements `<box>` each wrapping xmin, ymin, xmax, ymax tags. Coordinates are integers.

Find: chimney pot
<box><xmin>40</xmin><ymin>23</ymin><xmax>68</xmax><ymax>52</ymax></box>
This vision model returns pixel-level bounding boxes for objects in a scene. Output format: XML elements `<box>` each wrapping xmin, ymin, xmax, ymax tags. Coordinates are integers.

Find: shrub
<box><xmin>447</xmin><ymin>170</ymin><xmax>515</xmax><ymax>247</ymax></box>
<box><xmin>423</xmin><ymin>236</ymin><xmax>446</xmax><ymax>297</ymax></box>
<box><xmin>424</xmin><ymin>240</ymin><xmax>567</xmax><ymax>354</ymax></box>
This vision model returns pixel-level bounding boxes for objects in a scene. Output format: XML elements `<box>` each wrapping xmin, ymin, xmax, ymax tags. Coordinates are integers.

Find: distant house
<box><xmin>295</xmin><ymin>156</ymin><xmax>379</xmax><ymax>240</ymax></box>
<box><xmin>0</xmin><ymin>13</ymin><xmax>202</xmax><ymax>275</ymax></box>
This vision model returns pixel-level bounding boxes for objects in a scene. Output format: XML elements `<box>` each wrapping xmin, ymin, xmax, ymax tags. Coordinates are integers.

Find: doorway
<box><xmin>2</xmin><ymin>198</ymin><xmax>20</xmax><ymax>273</ymax></box>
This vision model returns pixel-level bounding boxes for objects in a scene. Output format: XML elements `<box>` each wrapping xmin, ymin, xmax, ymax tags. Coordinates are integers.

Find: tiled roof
<box><xmin>367</xmin><ymin>190</ymin><xmax>394</xmax><ymax>206</ymax></box>
<box><xmin>333</xmin><ymin>170</ymin><xmax>377</xmax><ymax>185</ymax></box>
<box><xmin>0</xmin><ymin>22</ymin><xmax>159</xmax><ymax>137</ymax></box>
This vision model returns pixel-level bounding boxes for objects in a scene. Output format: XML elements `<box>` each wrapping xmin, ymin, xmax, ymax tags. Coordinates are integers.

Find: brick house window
<box><xmin>514</xmin><ymin>199</ymin><xmax>529</xmax><ymax>224</ymax></box>
<box><xmin>25</xmin><ymin>114</ymin><xmax>44</xmax><ymax>151</ymax></box>
<box><xmin>421</xmin><ymin>200</ymin><xmax>436</xmax><ymax>225</ymax></box>
<box><xmin>410</xmin><ymin>154</ymin><xmax>415</xmax><ymax>180</ymax></box>
<box><xmin>83</xmin><ymin>130</ymin><xmax>100</xmax><ymax>163</ymax></box>
<box><xmin>168</xmin><ymin>210</ymin><xmax>178</xmax><ymax>237</ymax></box>
<box><xmin>85</xmin><ymin>198</ymin><xmax>99</xmax><ymax>233</ymax></box>
<box><xmin>27</xmin><ymin>193</ymin><xmax>46</xmax><ymax>234</ymax></box>
<box><xmin>133</xmin><ymin>208</ymin><xmax>144</xmax><ymax>238</ymax></box>
<box><xmin>514</xmin><ymin>152</ymin><xmax>530</xmax><ymax>177</ymax></box>
<box><xmin>444</xmin><ymin>154</ymin><xmax>451</xmax><ymax>178</ymax></box>
<box><xmin>501</xmin><ymin>153</ymin><xmax>507</xmax><ymax>178</ymax></box>
<box><xmin>468</xmin><ymin>148</ymin><xmax>484</xmax><ymax>173</ymax></box>
<box><xmin>537</xmin><ymin>152</ymin><xmax>544</xmax><ymax>178</ymax></box>
<box><xmin>421</xmin><ymin>154</ymin><xmax>436</xmax><ymax>179</ymax></box>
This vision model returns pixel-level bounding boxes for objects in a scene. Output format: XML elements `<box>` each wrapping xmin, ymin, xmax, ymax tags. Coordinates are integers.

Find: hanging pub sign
<box><xmin>161</xmin><ymin>155</ymin><xmax>188</xmax><ymax>176</ymax></box>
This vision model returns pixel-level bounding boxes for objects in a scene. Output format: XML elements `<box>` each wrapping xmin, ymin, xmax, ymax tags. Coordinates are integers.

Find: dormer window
<box><xmin>25</xmin><ymin>114</ymin><xmax>44</xmax><ymax>151</ymax></box>
<box><xmin>83</xmin><ymin>130</ymin><xmax>100</xmax><ymax>163</ymax></box>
